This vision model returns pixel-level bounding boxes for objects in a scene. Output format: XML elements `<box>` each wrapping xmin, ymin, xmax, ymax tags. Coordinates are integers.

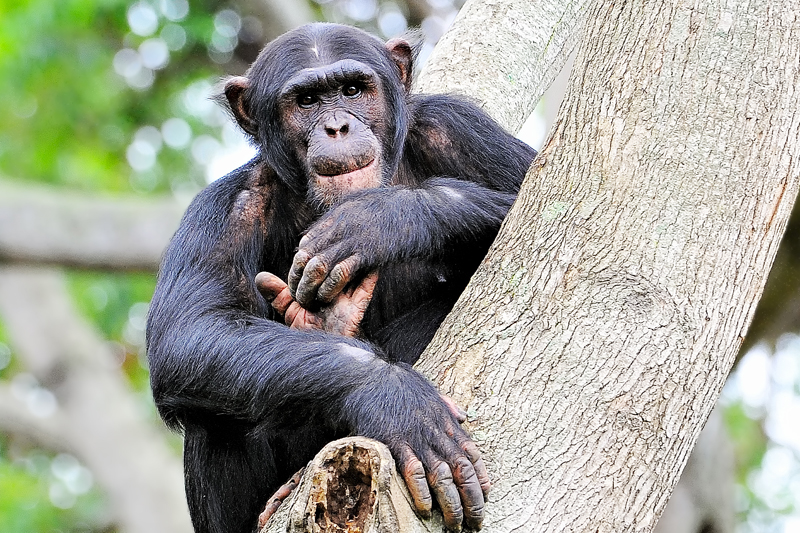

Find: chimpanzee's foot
<box><xmin>257</xmin><ymin>468</ymin><xmax>305</xmax><ymax>529</ymax></box>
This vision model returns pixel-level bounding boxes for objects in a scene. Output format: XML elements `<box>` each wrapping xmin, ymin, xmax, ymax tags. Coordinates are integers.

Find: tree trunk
<box><xmin>414</xmin><ymin>0</ymin><xmax>592</xmax><ymax>133</ymax></box>
<box><xmin>418</xmin><ymin>0</ymin><xmax>800</xmax><ymax>531</ymax></box>
<box><xmin>264</xmin><ymin>0</ymin><xmax>800</xmax><ymax>531</ymax></box>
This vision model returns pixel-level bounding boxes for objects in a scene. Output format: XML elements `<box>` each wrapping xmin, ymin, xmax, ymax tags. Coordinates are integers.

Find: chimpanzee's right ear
<box><xmin>224</xmin><ymin>77</ymin><xmax>258</xmax><ymax>137</ymax></box>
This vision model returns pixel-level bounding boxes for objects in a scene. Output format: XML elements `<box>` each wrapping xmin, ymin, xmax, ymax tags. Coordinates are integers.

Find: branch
<box><xmin>415</xmin><ymin>0</ymin><xmax>593</xmax><ymax>134</ymax></box>
<box><xmin>0</xmin><ymin>266</ymin><xmax>192</xmax><ymax>533</ymax></box>
<box><xmin>0</xmin><ymin>179</ymin><xmax>183</xmax><ymax>271</ymax></box>
<box><xmin>0</xmin><ymin>384</ymin><xmax>71</xmax><ymax>451</ymax></box>
<box><xmin>262</xmin><ymin>437</ymin><xmax>444</xmax><ymax>533</ymax></box>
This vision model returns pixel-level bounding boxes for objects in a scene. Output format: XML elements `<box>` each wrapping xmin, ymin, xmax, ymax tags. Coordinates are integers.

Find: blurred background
<box><xmin>0</xmin><ymin>0</ymin><xmax>798</xmax><ymax>531</ymax></box>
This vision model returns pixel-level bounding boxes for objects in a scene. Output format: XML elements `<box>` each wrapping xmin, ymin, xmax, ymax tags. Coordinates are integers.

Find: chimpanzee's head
<box><xmin>222</xmin><ymin>23</ymin><xmax>414</xmax><ymax>208</ymax></box>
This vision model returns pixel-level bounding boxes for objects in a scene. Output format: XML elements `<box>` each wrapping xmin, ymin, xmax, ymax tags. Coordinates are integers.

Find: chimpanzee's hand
<box><xmin>288</xmin><ymin>193</ymin><xmax>405</xmax><ymax>307</ymax></box>
<box><xmin>345</xmin><ymin>366</ymin><xmax>491</xmax><ymax>531</ymax></box>
<box><xmin>255</xmin><ymin>271</ymin><xmax>378</xmax><ymax>337</ymax></box>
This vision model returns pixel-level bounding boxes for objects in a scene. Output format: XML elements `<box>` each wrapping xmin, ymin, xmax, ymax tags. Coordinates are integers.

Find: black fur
<box><xmin>147</xmin><ymin>23</ymin><xmax>536</xmax><ymax>533</ymax></box>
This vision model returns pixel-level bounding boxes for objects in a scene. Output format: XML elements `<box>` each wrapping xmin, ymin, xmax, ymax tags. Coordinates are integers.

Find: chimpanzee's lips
<box><xmin>314</xmin><ymin>159</ymin><xmax>379</xmax><ymax>192</ymax></box>
<box><xmin>315</xmin><ymin>159</ymin><xmax>375</xmax><ymax>178</ymax></box>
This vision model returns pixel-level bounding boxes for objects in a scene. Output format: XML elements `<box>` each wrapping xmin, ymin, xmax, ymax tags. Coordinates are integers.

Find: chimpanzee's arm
<box><xmin>146</xmin><ymin>166</ymin><xmax>371</xmax><ymax>426</ymax></box>
<box><xmin>145</xmin><ymin>164</ymin><xmax>489</xmax><ymax>530</ymax></box>
<box><xmin>289</xmin><ymin>94</ymin><xmax>537</xmax><ymax>306</ymax></box>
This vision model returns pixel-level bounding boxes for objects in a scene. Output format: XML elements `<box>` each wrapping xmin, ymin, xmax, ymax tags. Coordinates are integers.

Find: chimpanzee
<box><xmin>146</xmin><ymin>22</ymin><xmax>535</xmax><ymax>533</ymax></box>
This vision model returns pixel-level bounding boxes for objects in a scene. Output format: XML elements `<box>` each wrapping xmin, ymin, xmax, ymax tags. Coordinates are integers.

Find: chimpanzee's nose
<box><xmin>324</xmin><ymin>115</ymin><xmax>350</xmax><ymax>137</ymax></box>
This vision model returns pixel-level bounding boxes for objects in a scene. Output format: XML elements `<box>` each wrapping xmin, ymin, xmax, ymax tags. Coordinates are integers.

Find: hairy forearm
<box><xmin>148</xmin><ymin>309</ymin><xmax>388</xmax><ymax>427</ymax></box>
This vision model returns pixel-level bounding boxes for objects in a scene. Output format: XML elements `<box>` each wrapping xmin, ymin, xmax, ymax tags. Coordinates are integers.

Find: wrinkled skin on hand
<box><xmin>256</xmin><ymin>269</ymin><xmax>491</xmax><ymax>531</ymax></box>
<box><xmin>345</xmin><ymin>368</ymin><xmax>491</xmax><ymax>531</ymax></box>
<box><xmin>257</xmin><ymin>467</ymin><xmax>304</xmax><ymax>530</ymax></box>
<box><xmin>256</xmin><ymin>271</ymin><xmax>378</xmax><ymax>337</ymax></box>
<box><xmin>288</xmin><ymin>194</ymin><xmax>399</xmax><ymax>307</ymax></box>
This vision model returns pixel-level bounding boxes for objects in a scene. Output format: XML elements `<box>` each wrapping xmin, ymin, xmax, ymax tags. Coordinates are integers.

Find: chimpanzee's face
<box><xmin>276</xmin><ymin>59</ymin><xmax>390</xmax><ymax>207</ymax></box>
<box><xmin>222</xmin><ymin>24</ymin><xmax>414</xmax><ymax>207</ymax></box>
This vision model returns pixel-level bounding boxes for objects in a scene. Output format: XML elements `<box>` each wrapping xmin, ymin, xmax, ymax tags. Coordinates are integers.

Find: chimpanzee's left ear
<box><xmin>386</xmin><ymin>38</ymin><xmax>413</xmax><ymax>92</ymax></box>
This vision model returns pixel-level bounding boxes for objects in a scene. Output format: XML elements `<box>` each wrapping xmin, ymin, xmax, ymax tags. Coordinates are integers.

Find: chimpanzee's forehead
<box><xmin>262</xmin><ymin>23</ymin><xmax>389</xmax><ymax>72</ymax></box>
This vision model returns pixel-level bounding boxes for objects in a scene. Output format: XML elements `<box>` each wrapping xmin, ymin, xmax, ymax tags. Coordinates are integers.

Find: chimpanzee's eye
<box><xmin>297</xmin><ymin>94</ymin><xmax>317</xmax><ymax>108</ymax></box>
<box><xmin>342</xmin><ymin>85</ymin><xmax>362</xmax><ymax>98</ymax></box>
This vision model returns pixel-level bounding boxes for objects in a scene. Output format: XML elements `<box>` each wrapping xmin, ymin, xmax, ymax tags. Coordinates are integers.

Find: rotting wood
<box><xmin>261</xmin><ymin>437</ymin><xmax>443</xmax><ymax>533</ymax></box>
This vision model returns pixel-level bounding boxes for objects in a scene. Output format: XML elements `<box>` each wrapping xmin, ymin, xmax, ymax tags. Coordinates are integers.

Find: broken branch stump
<box><xmin>260</xmin><ymin>437</ymin><xmax>445</xmax><ymax>533</ymax></box>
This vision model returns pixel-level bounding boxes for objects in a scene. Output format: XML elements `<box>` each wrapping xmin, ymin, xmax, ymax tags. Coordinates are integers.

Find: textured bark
<box><xmin>653</xmin><ymin>407</ymin><xmax>734</xmax><ymax>533</ymax></box>
<box><xmin>416</xmin><ymin>1</ymin><xmax>800</xmax><ymax>531</ymax></box>
<box><xmin>0</xmin><ymin>179</ymin><xmax>183</xmax><ymax>271</ymax></box>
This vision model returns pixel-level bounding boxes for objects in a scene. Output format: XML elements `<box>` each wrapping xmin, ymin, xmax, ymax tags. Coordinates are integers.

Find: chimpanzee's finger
<box><xmin>451</xmin><ymin>455</ymin><xmax>485</xmax><ymax>530</ymax></box>
<box><xmin>351</xmin><ymin>271</ymin><xmax>378</xmax><ymax>304</ymax></box>
<box><xmin>299</xmin><ymin>216</ymin><xmax>335</xmax><ymax>250</ymax></box>
<box><xmin>295</xmin><ymin>256</ymin><xmax>329</xmax><ymax>306</ymax></box>
<box><xmin>317</xmin><ymin>255</ymin><xmax>362</xmax><ymax>303</ymax></box>
<box><xmin>426</xmin><ymin>458</ymin><xmax>463</xmax><ymax>532</ymax></box>
<box><xmin>284</xmin><ymin>301</ymin><xmax>309</xmax><ymax>328</ymax></box>
<box><xmin>288</xmin><ymin>249</ymin><xmax>313</xmax><ymax>296</ymax></box>
<box><xmin>257</xmin><ymin>467</ymin><xmax>305</xmax><ymax>529</ymax></box>
<box><xmin>434</xmin><ymin>432</ymin><xmax>486</xmax><ymax>530</ymax></box>
<box><xmin>255</xmin><ymin>272</ymin><xmax>309</xmax><ymax>328</ymax></box>
<box><xmin>255</xmin><ymin>272</ymin><xmax>293</xmax><ymax>312</ymax></box>
<box><xmin>439</xmin><ymin>393</ymin><xmax>468</xmax><ymax>423</ymax></box>
<box><xmin>460</xmin><ymin>439</ymin><xmax>491</xmax><ymax>498</ymax></box>
<box><xmin>443</xmin><ymin>418</ymin><xmax>492</xmax><ymax>501</ymax></box>
<box><xmin>396</xmin><ymin>444</ymin><xmax>432</xmax><ymax>518</ymax></box>
<box><xmin>258</xmin><ymin>499</ymin><xmax>282</xmax><ymax>529</ymax></box>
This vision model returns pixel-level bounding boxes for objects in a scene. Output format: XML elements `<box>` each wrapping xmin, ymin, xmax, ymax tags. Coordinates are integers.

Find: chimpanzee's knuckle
<box><xmin>431</xmin><ymin>461</ymin><xmax>453</xmax><ymax>484</ymax></box>
<box><xmin>292</xmin><ymin>249</ymin><xmax>312</xmax><ymax>266</ymax></box>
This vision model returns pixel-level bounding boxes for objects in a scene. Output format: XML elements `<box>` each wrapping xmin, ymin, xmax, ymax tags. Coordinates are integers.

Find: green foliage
<box><xmin>68</xmin><ymin>271</ymin><xmax>156</xmax><ymax>390</ymax></box>
<box><xmin>0</xmin><ymin>442</ymin><xmax>107</xmax><ymax>533</ymax></box>
<box><xmin>0</xmin><ymin>1</ymin><xmax>239</xmax><ymax>529</ymax></box>
<box><xmin>0</xmin><ymin>0</ymin><xmax>133</xmax><ymax>190</ymax></box>
<box><xmin>0</xmin><ymin>321</ymin><xmax>12</xmax><ymax>379</ymax></box>
<box><xmin>68</xmin><ymin>271</ymin><xmax>155</xmax><ymax>341</ymax></box>
<box><xmin>0</xmin><ymin>0</ymin><xmax>227</xmax><ymax>193</ymax></box>
<box><xmin>724</xmin><ymin>402</ymin><xmax>767</xmax><ymax>484</ymax></box>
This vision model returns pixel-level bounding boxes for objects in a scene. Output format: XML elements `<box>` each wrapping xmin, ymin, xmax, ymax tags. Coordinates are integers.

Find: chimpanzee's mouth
<box><xmin>311</xmin><ymin>157</ymin><xmax>382</xmax><ymax>207</ymax></box>
<box><xmin>316</xmin><ymin>158</ymin><xmax>375</xmax><ymax>178</ymax></box>
<box><xmin>314</xmin><ymin>159</ymin><xmax>379</xmax><ymax>193</ymax></box>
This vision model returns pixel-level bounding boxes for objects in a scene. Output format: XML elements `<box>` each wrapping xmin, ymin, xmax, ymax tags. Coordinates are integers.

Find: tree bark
<box><xmin>417</xmin><ymin>0</ymin><xmax>800</xmax><ymax>531</ymax></box>
<box><xmin>414</xmin><ymin>0</ymin><xmax>592</xmax><ymax>134</ymax></box>
<box><xmin>262</xmin><ymin>437</ymin><xmax>447</xmax><ymax>533</ymax></box>
<box><xmin>652</xmin><ymin>406</ymin><xmax>734</xmax><ymax>533</ymax></box>
<box><xmin>264</xmin><ymin>0</ymin><xmax>800</xmax><ymax>531</ymax></box>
